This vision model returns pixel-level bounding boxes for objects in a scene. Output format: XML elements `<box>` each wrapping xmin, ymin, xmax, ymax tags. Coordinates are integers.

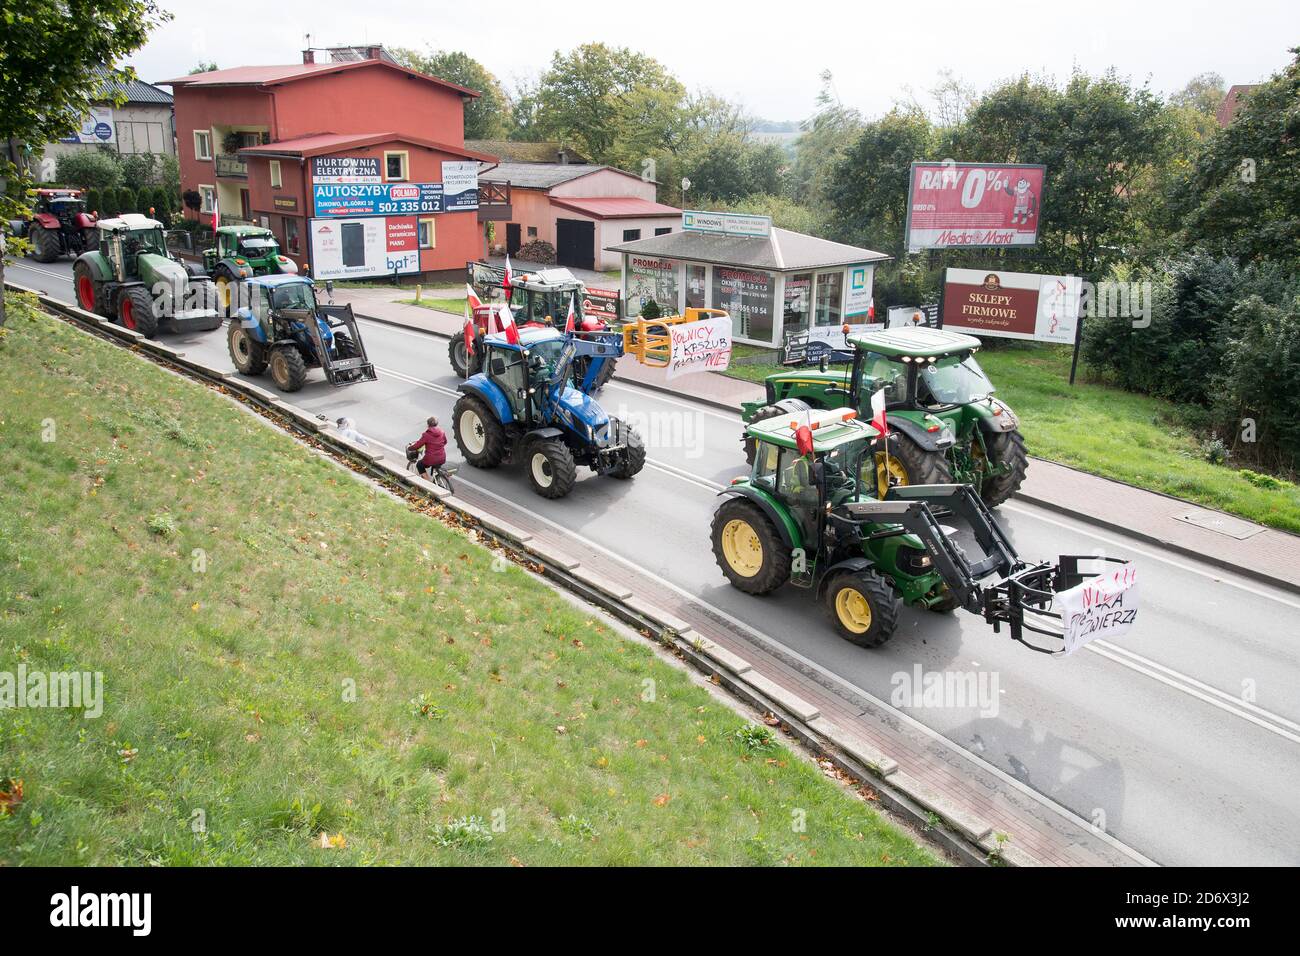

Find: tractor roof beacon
<box><xmin>741</xmin><ymin>325</ymin><xmax>1029</xmax><ymax>508</ymax></box>
<box><xmin>72</xmin><ymin>214</ymin><xmax>220</xmax><ymax>338</ymax></box>
<box><xmin>714</xmin><ymin>407</ymin><xmax>1126</xmax><ymax>651</ymax></box>
<box><xmin>226</xmin><ymin>274</ymin><xmax>377</xmax><ymax>393</ymax></box>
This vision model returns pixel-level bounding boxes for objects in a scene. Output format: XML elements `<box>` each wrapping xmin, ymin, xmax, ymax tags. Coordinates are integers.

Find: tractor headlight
<box><xmin>898</xmin><ymin>547</ymin><xmax>933</xmax><ymax>574</ymax></box>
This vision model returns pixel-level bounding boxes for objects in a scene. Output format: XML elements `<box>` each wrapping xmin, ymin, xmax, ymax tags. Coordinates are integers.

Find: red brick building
<box><xmin>161</xmin><ymin>53</ymin><xmax>495</xmax><ymax>280</ymax></box>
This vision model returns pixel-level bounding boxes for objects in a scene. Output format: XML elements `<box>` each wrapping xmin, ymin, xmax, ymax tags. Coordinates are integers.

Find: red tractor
<box><xmin>453</xmin><ymin>260</ymin><xmax>620</xmax><ymax>389</ymax></box>
<box><xmin>9</xmin><ymin>189</ymin><xmax>99</xmax><ymax>262</ymax></box>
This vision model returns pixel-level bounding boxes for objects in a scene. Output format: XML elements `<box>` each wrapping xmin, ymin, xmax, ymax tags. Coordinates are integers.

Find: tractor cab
<box><xmin>34</xmin><ymin>188</ymin><xmax>89</xmax><ymax>222</ymax></box>
<box><xmin>96</xmin><ymin>215</ymin><xmax>170</xmax><ymax>282</ymax></box>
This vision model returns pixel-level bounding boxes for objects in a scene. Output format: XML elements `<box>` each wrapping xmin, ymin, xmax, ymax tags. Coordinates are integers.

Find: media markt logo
<box><xmin>50</xmin><ymin>886</ymin><xmax>152</xmax><ymax>936</ymax></box>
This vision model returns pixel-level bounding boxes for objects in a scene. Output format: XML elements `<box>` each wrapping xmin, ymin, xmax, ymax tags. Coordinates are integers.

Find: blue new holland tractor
<box><xmin>451</xmin><ymin>326</ymin><xmax>645</xmax><ymax>498</ymax></box>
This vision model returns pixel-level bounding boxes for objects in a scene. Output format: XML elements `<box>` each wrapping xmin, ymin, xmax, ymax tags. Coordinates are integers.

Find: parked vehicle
<box><xmin>72</xmin><ymin>214</ymin><xmax>220</xmax><ymax>336</ymax></box>
<box><xmin>226</xmin><ymin>275</ymin><xmax>376</xmax><ymax>392</ymax></box>
<box><xmin>8</xmin><ymin>188</ymin><xmax>98</xmax><ymax>262</ymax></box>
<box><xmin>741</xmin><ymin>326</ymin><xmax>1028</xmax><ymax>507</ymax></box>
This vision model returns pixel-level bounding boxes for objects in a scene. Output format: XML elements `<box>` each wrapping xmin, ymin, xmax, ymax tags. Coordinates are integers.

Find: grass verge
<box><xmin>399</xmin><ymin>296</ymin><xmax>466</xmax><ymax>315</ymax></box>
<box><xmin>722</xmin><ymin>342</ymin><xmax>1300</xmax><ymax>532</ymax></box>
<box><xmin>0</xmin><ymin>293</ymin><xmax>937</xmax><ymax>866</ymax></box>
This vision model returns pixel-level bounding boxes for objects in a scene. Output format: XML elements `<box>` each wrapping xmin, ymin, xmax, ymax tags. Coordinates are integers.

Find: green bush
<box><xmin>639</xmin><ymin>298</ymin><xmax>662</xmax><ymax>320</ymax></box>
<box><xmin>53</xmin><ymin>149</ymin><xmax>121</xmax><ymax>191</ymax></box>
<box><xmin>85</xmin><ymin>188</ymin><xmax>103</xmax><ymax>218</ymax></box>
<box><xmin>115</xmin><ymin>186</ymin><xmax>137</xmax><ymax>215</ymax></box>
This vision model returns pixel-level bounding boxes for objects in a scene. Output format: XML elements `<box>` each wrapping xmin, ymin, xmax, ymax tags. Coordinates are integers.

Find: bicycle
<box><xmin>406</xmin><ymin>445</ymin><xmax>456</xmax><ymax>493</ymax></box>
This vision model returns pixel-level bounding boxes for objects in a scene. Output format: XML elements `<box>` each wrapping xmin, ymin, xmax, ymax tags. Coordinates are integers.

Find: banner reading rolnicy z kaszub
<box><xmin>905</xmin><ymin>162</ymin><xmax>1045</xmax><ymax>252</ymax></box>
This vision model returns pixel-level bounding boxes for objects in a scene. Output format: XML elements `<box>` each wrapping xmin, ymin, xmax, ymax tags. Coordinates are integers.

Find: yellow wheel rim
<box><xmin>216</xmin><ymin>277</ymin><xmax>231</xmax><ymax>310</ymax></box>
<box><xmin>874</xmin><ymin>452</ymin><xmax>909</xmax><ymax>499</ymax></box>
<box><xmin>721</xmin><ymin>518</ymin><xmax>764</xmax><ymax>577</ymax></box>
<box><xmin>835</xmin><ymin>587</ymin><xmax>873</xmax><ymax>633</ymax></box>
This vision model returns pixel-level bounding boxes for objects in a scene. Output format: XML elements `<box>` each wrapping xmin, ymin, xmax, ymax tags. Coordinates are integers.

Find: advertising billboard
<box><xmin>312</xmin><ymin>183</ymin><xmax>444</xmax><ymax>218</ymax></box>
<box><xmin>60</xmin><ymin>106</ymin><xmax>115</xmax><ymax>145</ymax></box>
<box><xmin>905</xmin><ymin>163</ymin><xmax>1045</xmax><ymax>252</ymax></box>
<box><xmin>844</xmin><ymin>263</ymin><xmax>875</xmax><ymax>317</ymax></box>
<box><xmin>312</xmin><ymin>156</ymin><xmax>381</xmax><ymax>184</ymax></box>
<box><xmin>441</xmin><ymin>161</ymin><xmax>479</xmax><ymax>212</ymax></box>
<box><xmin>309</xmin><ymin>216</ymin><xmax>421</xmax><ymax>280</ymax></box>
<box><xmin>940</xmin><ymin>268</ymin><xmax>1081</xmax><ymax>343</ymax></box>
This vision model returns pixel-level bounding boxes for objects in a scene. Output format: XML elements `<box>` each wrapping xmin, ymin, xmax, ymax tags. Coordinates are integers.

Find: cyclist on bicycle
<box><xmin>408</xmin><ymin>416</ymin><xmax>447</xmax><ymax>479</ymax></box>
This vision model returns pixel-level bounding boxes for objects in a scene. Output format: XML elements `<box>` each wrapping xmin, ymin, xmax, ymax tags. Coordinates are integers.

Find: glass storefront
<box><xmin>712</xmin><ymin>267</ymin><xmax>775</xmax><ymax>341</ymax></box>
<box><xmin>814</xmin><ymin>271</ymin><xmax>842</xmax><ymax>327</ymax></box>
<box><xmin>686</xmin><ymin>264</ymin><xmax>707</xmax><ymax>309</ymax></box>
<box><xmin>626</xmin><ymin>256</ymin><xmax>679</xmax><ymax>317</ymax></box>
<box><xmin>784</xmin><ymin>273</ymin><xmax>812</xmax><ymax>332</ymax></box>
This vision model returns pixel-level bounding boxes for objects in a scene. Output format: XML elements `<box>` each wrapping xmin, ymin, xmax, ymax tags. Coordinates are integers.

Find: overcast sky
<box><xmin>134</xmin><ymin>0</ymin><xmax>1298</xmax><ymax>121</ymax></box>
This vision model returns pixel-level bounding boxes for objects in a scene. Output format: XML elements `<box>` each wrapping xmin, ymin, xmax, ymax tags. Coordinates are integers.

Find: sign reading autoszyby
<box><xmin>312</xmin><ymin>183</ymin><xmax>443</xmax><ymax>218</ymax></box>
<box><xmin>1053</xmin><ymin>563</ymin><xmax>1138</xmax><ymax>656</ymax></box>
<box><xmin>441</xmin><ymin>161</ymin><xmax>479</xmax><ymax>212</ymax></box>
<box><xmin>60</xmin><ymin>106</ymin><xmax>115</xmax><ymax>145</ymax></box>
<box><xmin>905</xmin><ymin>162</ymin><xmax>1045</xmax><ymax>252</ymax></box>
<box><xmin>682</xmin><ymin>209</ymin><xmax>772</xmax><ymax>239</ymax></box>
<box><xmin>309</xmin><ymin>216</ymin><xmax>420</xmax><ymax>280</ymax></box>
<box><xmin>940</xmin><ymin>268</ymin><xmax>1080</xmax><ymax>343</ymax></box>
<box><xmin>667</xmin><ymin>314</ymin><xmax>733</xmax><ymax>380</ymax></box>
<box><xmin>312</xmin><ymin>156</ymin><xmax>381</xmax><ymax>184</ymax></box>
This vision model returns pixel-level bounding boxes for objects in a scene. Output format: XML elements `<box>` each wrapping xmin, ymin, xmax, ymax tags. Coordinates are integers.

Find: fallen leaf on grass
<box><xmin>0</xmin><ymin>779</ymin><xmax>23</xmax><ymax>815</ymax></box>
<box><xmin>652</xmin><ymin>793</ymin><xmax>672</xmax><ymax>807</ymax></box>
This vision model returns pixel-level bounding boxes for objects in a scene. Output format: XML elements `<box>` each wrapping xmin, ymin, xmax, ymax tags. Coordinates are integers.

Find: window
<box><xmin>814</xmin><ymin>271</ymin><xmax>843</xmax><ymax>327</ymax></box>
<box><xmin>418</xmin><ymin>218</ymin><xmax>436</xmax><ymax>249</ymax></box>
<box><xmin>655</xmin><ymin>227</ymin><xmax>672</xmax><ymax>236</ymax></box>
<box><xmin>622</xmin><ymin>228</ymin><xmax>641</xmax><ymax>242</ymax></box>
<box><xmin>784</xmin><ymin>273</ymin><xmax>812</xmax><ymax>332</ymax></box>
<box><xmin>284</xmin><ymin>217</ymin><xmax>300</xmax><ymax>255</ymax></box>
<box><xmin>527</xmin><ymin>226</ymin><xmax>538</xmax><ymax>239</ymax></box>
<box><xmin>194</xmin><ymin>130</ymin><xmax>213</xmax><ymax>161</ymax></box>
<box><xmin>269</xmin><ymin>160</ymin><xmax>282</xmax><ymax>189</ymax></box>
<box><xmin>198</xmin><ymin>185</ymin><xmax>215</xmax><ymax>214</ymax></box>
<box><xmin>686</xmin><ymin>264</ymin><xmax>707</xmax><ymax>309</ymax></box>
<box><xmin>384</xmin><ymin>151</ymin><xmax>408</xmax><ymax>181</ymax></box>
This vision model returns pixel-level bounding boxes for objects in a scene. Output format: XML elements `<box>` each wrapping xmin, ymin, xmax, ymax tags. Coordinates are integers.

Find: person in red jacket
<box><xmin>408</xmin><ymin>416</ymin><xmax>447</xmax><ymax>478</ymax></box>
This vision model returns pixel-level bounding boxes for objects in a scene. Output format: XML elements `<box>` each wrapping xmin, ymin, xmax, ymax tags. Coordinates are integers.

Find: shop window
<box><xmin>685</xmin><ymin>263</ymin><xmax>707</xmax><ymax>309</ymax></box>
<box><xmin>814</xmin><ymin>271</ymin><xmax>843</xmax><ymax>327</ymax></box>
<box><xmin>284</xmin><ymin>217</ymin><xmax>300</xmax><ymax>255</ymax></box>
<box><xmin>622</xmin><ymin>228</ymin><xmax>641</xmax><ymax>242</ymax></box>
<box><xmin>418</xmin><ymin>218</ymin><xmax>436</xmax><ymax>249</ymax></box>
<box><xmin>712</xmin><ymin>267</ymin><xmax>775</xmax><ymax>341</ymax></box>
<box><xmin>655</xmin><ymin>227</ymin><xmax>672</xmax><ymax>236</ymax></box>
<box><xmin>384</xmin><ymin>151</ymin><xmax>408</xmax><ymax>181</ymax></box>
<box><xmin>269</xmin><ymin>160</ymin><xmax>282</xmax><ymax>189</ymax></box>
<box><xmin>194</xmin><ymin>130</ymin><xmax>213</xmax><ymax>161</ymax></box>
<box><xmin>198</xmin><ymin>185</ymin><xmax>215</xmax><ymax>214</ymax></box>
<box><xmin>784</xmin><ymin>273</ymin><xmax>812</xmax><ymax>332</ymax></box>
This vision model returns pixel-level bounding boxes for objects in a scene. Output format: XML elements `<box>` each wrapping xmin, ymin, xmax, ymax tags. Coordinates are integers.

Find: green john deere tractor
<box><xmin>72</xmin><ymin>215</ymin><xmax>221</xmax><ymax>337</ymax></box>
<box><xmin>714</xmin><ymin>408</ymin><xmax>1124</xmax><ymax>651</ymax></box>
<box><xmin>203</xmin><ymin>225</ymin><xmax>298</xmax><ymax>314</ymax></box>
<box><xmin>741</xmin><ymin>326</ymin><xmax>1028</xmax><ymax>508</ymax></box>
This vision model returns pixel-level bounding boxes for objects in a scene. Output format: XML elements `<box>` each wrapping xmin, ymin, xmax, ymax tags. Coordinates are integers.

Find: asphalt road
<box><xmin>10</xmin><ymin>256</ymin><xmax>1300</xmax><ymax>866</ymax></box>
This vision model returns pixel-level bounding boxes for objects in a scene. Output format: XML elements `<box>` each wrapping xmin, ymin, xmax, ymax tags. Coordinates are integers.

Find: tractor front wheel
<box><xmin>213</xmin><ymin>273</ymin><xmax>235</xmax><ymax>317</ymax></box>
<box><xmin>525</xmin><ymin>439</ymin><xmax>578</xmax><ymax>498</ymax></box>
<box><xmin>30</xmin><ymin>224</ymin><xmax>60</xmax><ymax>263</ymax></box>
<box><xmin>227</xmin><ymin>321</ymin><xmax>268</xmax><ymax>375</ymax></box>
<box><xmin>873</xmin><ymin>431</ymin><xmax>952</xmax><ymax>499</ymax></box>
<box><xmin>268</xmin><ymin>345</ymin><xmax>308</xmax><ymax>392</ymax></box>
<box><xmin>118</xmin><ymin>286</ymin><xmax>160</xmax><ymax>338</ymax></box>
<box><xmin>452</xmin><ymin>395</ymin><xmax>506</xmax><ymax>468</ymax></box>
<box><xmin>710</xmin><ymin>497</ymin><xmax>791</xmax><ymax>595</ymax></box>
<box><xmin>976</xmin><ymin>429</ymin><xmax>1028</xmax><ymax>508</ymax></box>
<box><xmin>606</xmin><ymin>417</ymin><xmax>645</xmax><ymax>479</ymax></box>
<box><xmin>825</xmin><ymin>570</ymin><xmax>901</xmax><ymax>648</ymax></box>
<box><xmin>743</xmin><ymin>399</ymin><xmax>811</xmax><ymax>464</ymax></box>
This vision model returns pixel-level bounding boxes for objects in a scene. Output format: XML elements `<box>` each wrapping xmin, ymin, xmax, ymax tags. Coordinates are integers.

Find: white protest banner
<box><xmin>1052</xmin><ymin>563</ymin><xmax>1138</xmax><ymax>656</ymax></box>
<box><xmin>666</xmin><ymin>315</ymin><xmax>732</xmax><ymax>380</ymax></box>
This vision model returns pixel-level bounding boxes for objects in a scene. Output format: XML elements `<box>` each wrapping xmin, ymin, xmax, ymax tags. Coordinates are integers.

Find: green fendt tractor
<box><xmin>72</xmin><ymin>215</ymin><xmax>221</xmax><ymax>337</ymax></box>
<box><xmin>713</xmin><ymin>408</ymin><xmax>1124</xmax><ymax>651</ymax></box>
<box><xmin>203</xmin><ymin>225</ymin><xmax>297</xmax><ymax>313</ymax></box>
<box><xmin>741</xmin><ymin>326</ymin><xmax>1027</xmax><ymax>507</ymax></box>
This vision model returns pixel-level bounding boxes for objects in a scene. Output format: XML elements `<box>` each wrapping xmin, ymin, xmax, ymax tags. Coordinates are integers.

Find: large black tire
<box><xmin>873</xmin><ymin>430</ymin><xmax>952</xmax><ymax>499</ymax></box>
<box><xmin>227</xmin><ymin>320</ymin><xmax>268</xmax><ymax>375</ymax></box>
<box><xmin>268</xmin><ymin>345</ymin><xmax>308</xmax><ymax>392</ymax></box>
<box><xmin>118</xmin><ymin>285</ymin><xmax>159</xmax><ymax>338</ymax></box>
<box><xmin>710</xmin><ymin>497</ymin><xmax>791</xmax><ymax>595</ymax></box>
<box><xmin>333</xmin><ymin>332</ymin><xmax>360</xmax><ymax>359</ymax></box>
<box><xmin>574</xmin><ymin>355</ymin><xmax>616</xmax><ymax>392</ymax></box>
<box><xmin>452</xmin><ymin>394</ymin><xmax>507</xmax><ymax>468</ymax></box>
<box><xmin>30</xmin><ymin>224</ymin><xmax>61</xmax><ymax>263</ymax></box>
<box><xmin>977</xmin><ymin>429</ymin><xmax>1028</xmax><ymax>508</ymax></box>
<box><xmin>606</xmin><ymin>417</ymin><xmax>645</xmax><ymax>479</ymax></box>
<box><xmin>524</xmin><ymin>439</ymin><xmax>578</xmax><ymax>499</ymax></box>
<box><xmin>824</xmin><ymin>570</ymin><xmax>901</xmax><ymax>648</ymax></box>
<box><xmin>212</xmin><ymin>269</ymin><xmax>236</xmax><ymax>318</ymax></box>
<box><xmin>447</xmin><ymin>334</ymin><xmax>480</xmax><ymax>378</ymax></box>
<box><xmin>743</xmin><ymin>398</ymin><xmax>812</xmax><ymax>464</ymax></box>
<box><xmin>73</xmin><ymin>261</ymin><xmax>109</xmax><ymax>317</ymax></box>
<box><xmin>81</xmin><ymin>228</ymin><xmax>99</xmax><ymax>252</ymax></box>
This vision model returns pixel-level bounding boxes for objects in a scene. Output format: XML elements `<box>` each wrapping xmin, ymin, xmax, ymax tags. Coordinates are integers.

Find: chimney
<box><xmin>367</xmin><ymin>45</ymin><xmax>382</xmax><ymax>60</ymax></box>
<box><xmin>302</xmin><ymin>49</ymin><xmax>315</xmax><ymax>64</ymax></box>
<box><xmin>558</xmin><ymin>148</ymin><xmax>569</xmax><ymax>165</ymax></box>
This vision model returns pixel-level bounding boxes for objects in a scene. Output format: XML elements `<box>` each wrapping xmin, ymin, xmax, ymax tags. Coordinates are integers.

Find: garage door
<box><xmin>556</xmin><ymin>218</ymin><xmax>595</xmax><ymax>270</ymax></box>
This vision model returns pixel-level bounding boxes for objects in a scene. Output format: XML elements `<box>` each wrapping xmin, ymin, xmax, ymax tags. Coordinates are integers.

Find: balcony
<box><xmin>215</xmin><ymin>154</ymin><xmax>248</xmax><ymax>179</ymax></box>
<box><xmin>477</xmin><ymin>180</ymin><xmax>511</xmax><ymax>221</ymax></box>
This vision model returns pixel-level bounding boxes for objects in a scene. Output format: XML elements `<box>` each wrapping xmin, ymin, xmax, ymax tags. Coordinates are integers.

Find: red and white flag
<box><xmin>564</xmin><ymin>294</ymin><xmax>576</xmax><ymax>334</ymax></box>
<box><xmin>498</xmin><ymin>303</ymin><xmax>520</xmax><ymax>345</ymax></box>
<box><xmin>211</xmin><ymin>190</ymin><xmax>219</xmax><ymax>231</ymax></box>
<box><xmin>870</xmin><ymin>387</ymin><xmax>887</xmax><ymax>436</ymax></box>
<box><xmin>502</xmin><ymin>255</ymin><xmax>513</xmax><ymax>302</ymax></box>
<box><xmin>465</xmin><ymin>283</ymin><xmax>483</xmax><ymax>312</ymax></box>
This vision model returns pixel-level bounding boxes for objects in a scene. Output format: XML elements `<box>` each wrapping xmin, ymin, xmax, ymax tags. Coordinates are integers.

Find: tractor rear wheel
<box><xmin>873</xmin><ymin>431</ymin><xmax>952</xmax><ymax>499</ymax></box>
<box><xmin>81</xmin><ymin>228</ymin><xmax>99</xmax><ymax>252</ymax></box>
<box><xmin>743</xmin><ymin>399</ymin><xmax>811</xmax><ymax>464</ymax></box>
<box><xmin>118</xmin><ymin>286</ymin><xmax>159</xmax><ymax>338</ymax></box>
<box><xmin>268</xmin><ymin>345</ymin><xmax>308</xmax><ymax>392</ymax></box>
<box><xmin>976</xmin><ymin>429</ymin><xmax>1028</xmax><ymax>508</ymax></box>
<box><xmin>448</xmin><ymin>334</ymin><xmax>480</xmax><ymax>378</ymax></box>
<box><xmin>73</xmin><ymin>262</ymin><xmax>106</xmax><ymax>316</ymax></box>
<box><xmin>452</xmin><ymin>395</ymin><xmax>506</xmax><ymax>468</ymax></box>
<box><xmin>710</xmin><ymin>497</ymin><xmax>791</xmax><ymax>595</ymax></box>
<box><xmin>213</xmin><ymin>273</ymin><xmax>235</xmax><ymax>317</ymax></box>
<box><xmin>227</xmin><ymin>321</ymin><xmax>268</xmax><ymax>375</ymax></box>
<box><xmin>606</xmin><ymin>417</ymin><xmax>645</xmax><ymax>479</ymax></box>
<box><xmin>825</xmin><ymin>570</ymin><xmax>900</xmax><ymax>648</ymax></box>
<box><xmin>525</xmin><ymin>439</ymin><xmax>578</xmax><ymax>498</ymax></box>
<box><xmin>30</xmin><ymin>224</ymin><xmax>60</xmax><ymax>263</ymax></box>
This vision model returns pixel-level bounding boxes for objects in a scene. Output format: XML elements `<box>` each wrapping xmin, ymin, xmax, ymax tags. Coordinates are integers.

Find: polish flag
<box><xmin>465</xmin><ymin>283</ymin><xmax>483</xmax><ymax>312</ymax></box>
<box><xmin>498</xmin><ymin>303</ymin><xmax>520</xmax><ymax>345</ymax></box>
<box><xmin>564</xmin><ymin>294</ymin><xmax>576</xmax><ymax>333</ymax></box>
<box><xmin>503</xmin><ymin>255</ymin><xmax>513</xmax><ymax>302</ymax></box>
<box><xmin>462</xmin><ymin>316</ymin><xmax>475</xmax><ymax>361</ymax></box>
<box><xmin>211</xmin><ymin>190</ymin><xmax>219</xmax><ymax>231</ymax></box>
<box><xmin>870</xmin><ymin>387</ymin><xmax>888</xmax><ymax>436</ymax></box>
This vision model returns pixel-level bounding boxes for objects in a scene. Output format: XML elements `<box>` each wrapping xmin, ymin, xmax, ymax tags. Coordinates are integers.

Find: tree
<box><xmin>390</xmin><ymin>48</ymin><xmax>511</xmax><ymax>140</ymax></box>
<box><xmin>189</xmin><ymin>62</ymin><xmax>218</xmax><ymax>75</ymax></box>
<box><xmin>54</xmin><ymin>149</ymin><xmax>122</xmax><ymax>190</ymax></box>
<box><xmin>1171</xmin><ymin>71</ymin><xmax>1226</xmax><ymax>117</ymax></box>
<box><xmin>789</xmin><ymin>71</ymin><xmax>864</xmax><ymax>207</ymax></box>
<box><xmin>0</xmin><ymin>0</ymin><xmax>168</xmax><ymax>325</ymax></box>
<box><xmin>929</xmin><ymin>70</ymin><xmax>978</xmax><ymax>129</ymax></box>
